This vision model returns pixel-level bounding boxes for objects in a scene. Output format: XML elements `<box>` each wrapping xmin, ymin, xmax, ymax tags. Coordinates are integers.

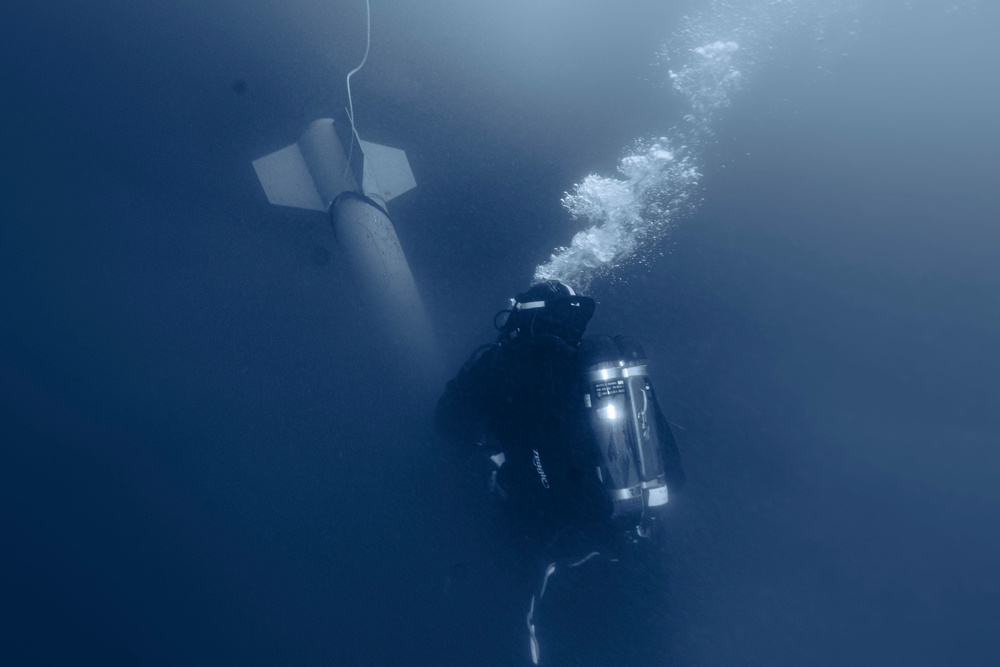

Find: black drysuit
<box><xmin>435</xmin><ymin>332</ymin><xmax>685</xmax><ymax>551</ymax></box>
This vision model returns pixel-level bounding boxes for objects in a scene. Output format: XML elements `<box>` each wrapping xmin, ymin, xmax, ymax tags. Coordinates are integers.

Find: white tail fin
<box><xmin>252</xmin><ymin>142</ymin><xmax>329</xmax><ymax>212</ymax></box>
<box><xmin>253</xmin><ymin>119</ymin><xmax>415</xmax><ymax>212</ymax></box>
<box><xmin>359</xmin><ymin>140</ymin><xmax>416</xmax><ymax>203</ymax></box>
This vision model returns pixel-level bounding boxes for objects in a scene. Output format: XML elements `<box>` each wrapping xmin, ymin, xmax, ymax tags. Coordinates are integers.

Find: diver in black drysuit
<box><xmin>435</xmin><ymin>280</ymin><xmax>685</xmax><ymax>665</ymax></box>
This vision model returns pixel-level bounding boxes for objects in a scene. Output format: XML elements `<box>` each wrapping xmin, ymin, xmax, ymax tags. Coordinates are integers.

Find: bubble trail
<box><xmin>534</xmin><ymin>0</ymin><xmax>861</xmax><ymax>291</ymax></box>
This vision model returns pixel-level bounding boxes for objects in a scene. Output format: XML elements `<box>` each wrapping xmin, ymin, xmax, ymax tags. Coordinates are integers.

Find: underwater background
<box><xmin>1</xmin><ymin>0</ymin><xmax>998</xmax><ymax>665</ymax></box>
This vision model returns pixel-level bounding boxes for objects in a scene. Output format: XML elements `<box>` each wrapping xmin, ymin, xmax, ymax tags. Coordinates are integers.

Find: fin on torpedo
<box><xmin>252</xmin><ymin>118</ymin><xmax>415</xmax><ymax>212</ymax></box>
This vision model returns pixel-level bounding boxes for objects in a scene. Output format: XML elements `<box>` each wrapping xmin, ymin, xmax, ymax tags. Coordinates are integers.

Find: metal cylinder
<box><xmin>331</xmin><ymin>193</ymin><xmax>440</xmax><ymax>380</ymax></box>
<box><xmin>580</xmin><ymin>336</ymin><xmax>669</xmax><ymax>518</ymax></box>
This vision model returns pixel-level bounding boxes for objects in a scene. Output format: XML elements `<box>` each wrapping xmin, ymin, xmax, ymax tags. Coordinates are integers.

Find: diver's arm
<box><xmin>434</xmin><ymin>344</ymin><xmax>497</xmax><ymax>446</ymax></box>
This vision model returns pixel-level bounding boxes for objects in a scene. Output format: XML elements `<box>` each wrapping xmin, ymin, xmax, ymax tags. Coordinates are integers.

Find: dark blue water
<box><xmin>2</xmin><ymin>1</ymin><xmax>998</xmax><ymax>665</ymax></box>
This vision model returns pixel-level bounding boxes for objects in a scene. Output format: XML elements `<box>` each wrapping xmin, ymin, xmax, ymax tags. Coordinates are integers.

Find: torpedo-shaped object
<box><xmin>252</xmin><ymin>119</ymin><xmax>439</xmax><ymax>378</ymax></box>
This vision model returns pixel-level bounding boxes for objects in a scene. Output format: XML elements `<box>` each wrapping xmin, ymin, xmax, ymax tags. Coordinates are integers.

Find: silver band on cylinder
<box><xmin>583</xmin><ymin>364</ymin><xmax>648</xmax><ymax>383</ymax></box>
<box><xmin>608</xmin><ymin>486</ymin><xmax>643</xmax><ymax>501</ymax></box>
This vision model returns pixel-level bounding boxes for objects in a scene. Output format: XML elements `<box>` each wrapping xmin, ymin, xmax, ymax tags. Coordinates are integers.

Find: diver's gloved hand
<box><xmin>473</xmin><ymin>432</ymin><xmax>508</xmax><ymax>500</ymax></box>
<box><xmin>475</xmin><ymin>431</ymin><xmax>502</xmax><ymax>456</ymax></box>
<box><xmin>612</xmin><ymin>519</ymin><xmax>662</xmax><ymax>563</ymax></box>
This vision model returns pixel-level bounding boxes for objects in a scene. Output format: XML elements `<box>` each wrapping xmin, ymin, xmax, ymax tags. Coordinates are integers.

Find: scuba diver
<box><xmin>435</xmin><ymin>280</ymin><xmax>685</xmax><ymax>665</ymax></box>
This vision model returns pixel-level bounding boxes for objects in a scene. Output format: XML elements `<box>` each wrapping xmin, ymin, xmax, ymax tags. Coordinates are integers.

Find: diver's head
<box><xmin>497</xmin><ymin>280</ymin><xmax>596</xmax><ymax>345</ymax></box>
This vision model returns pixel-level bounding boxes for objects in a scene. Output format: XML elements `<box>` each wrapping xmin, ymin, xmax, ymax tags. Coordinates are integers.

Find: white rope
<box><xmin>527</xmin><ymin>595</ymin><xmax>540</xmax><ymax>665</ymax></box>
<box><xmin>538</xmin><ymin>562</ymin><xmax>557</xmax><ymax>599</ymax></box>
<box><xmin>525</xmin><ymin>553</ymin><xmax>604</xmax><ymax>664</ymax></box>
<box><xmin>567</xmin><ymin>551</ymin><xmax>601</xmax><ymax>568</ymax></box>
<box><xmin>343</xmin><ymin>0</ymin><xmax>371</xmax><ymax>179</ymax></box>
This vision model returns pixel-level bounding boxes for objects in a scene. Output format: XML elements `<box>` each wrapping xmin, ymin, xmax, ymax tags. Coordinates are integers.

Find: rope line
<box><xmin>343</xmin><ymin>0</ymin><xmax>371</xmax><ymax>180</ymax></box>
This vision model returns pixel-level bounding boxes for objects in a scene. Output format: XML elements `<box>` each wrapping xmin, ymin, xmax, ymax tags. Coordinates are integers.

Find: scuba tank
<box><xmin>579</xmin><ymin>335</ymin><xmax>670</xmax><ymax>522</ymax></box>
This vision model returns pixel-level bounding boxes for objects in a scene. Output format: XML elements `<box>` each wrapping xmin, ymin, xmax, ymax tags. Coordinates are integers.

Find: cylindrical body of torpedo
<box><xmin>253</xmin><ymin>118</ymin><xmax>441</xmax><ymax>385</ymax></box>
<box><xmin>331</xmin><ymin>191</ymin><xmax>439</xmax><ymax>377</ymax></box>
